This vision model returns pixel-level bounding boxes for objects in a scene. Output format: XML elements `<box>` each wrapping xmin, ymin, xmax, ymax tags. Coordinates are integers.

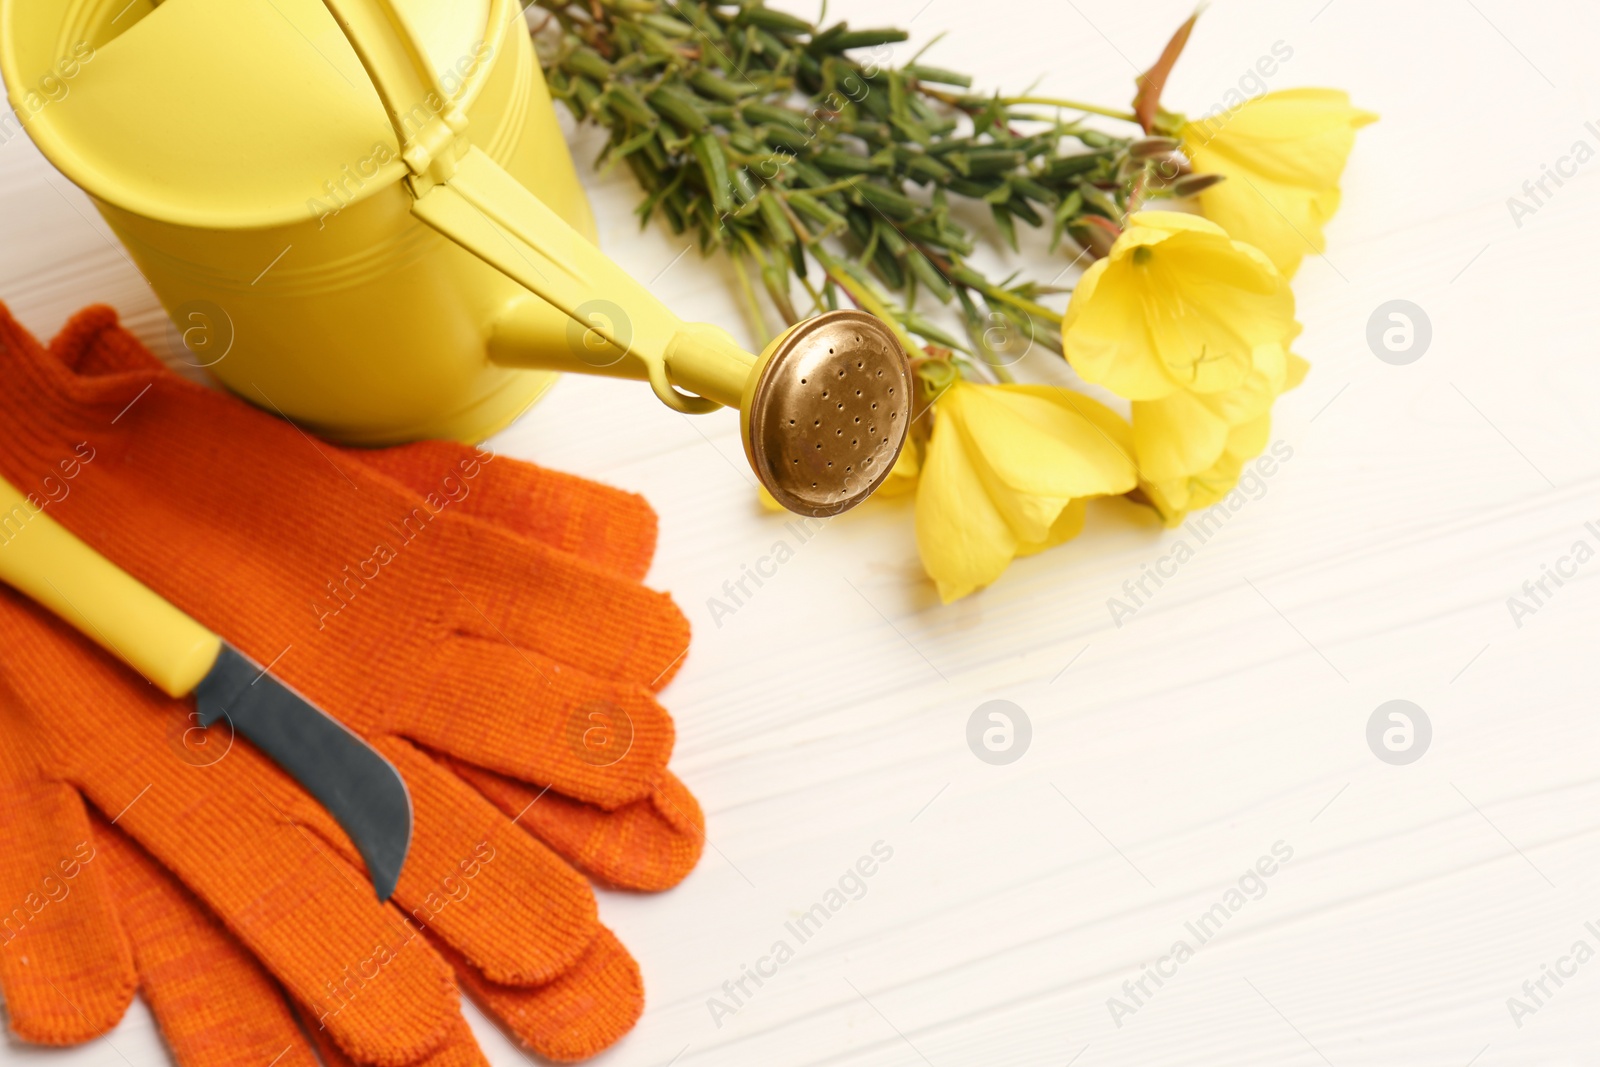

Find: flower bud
<box><xmin>1067</xmin><ymin>216</ymin><xmax>1121</xmax><ymax>260</ymax></box>
<box><xmin>1170</xmin><ymin>172</ymin><xmax>1227</xmax><ymax>198</ymax></box>
<box><xmin>1128</xmin><ymin>136</ymin><xmax>1181</xmax><ymax>160</ymax></box>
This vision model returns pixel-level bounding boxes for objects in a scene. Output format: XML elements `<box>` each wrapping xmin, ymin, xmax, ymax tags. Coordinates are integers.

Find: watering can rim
<box><xmin>0</xmin><ymin>0</ymin><xmax>517</xmax><ymax>232</ymax></box>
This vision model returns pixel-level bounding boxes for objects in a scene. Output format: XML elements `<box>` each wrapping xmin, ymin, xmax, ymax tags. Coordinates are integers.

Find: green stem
<box><xmin>999</xmin><ymin>95</ymin><xmax>1139</xmax><ymax>123</ymax></box>
<box><xmin>730</xmin><ymin>248</ymin><xmax>772</xmax><ymax>346</ymax></box>
<box><xmin>980</xmin><ymin>286</ymin><xmax>1060</xmax><ymax>324</ymax></box>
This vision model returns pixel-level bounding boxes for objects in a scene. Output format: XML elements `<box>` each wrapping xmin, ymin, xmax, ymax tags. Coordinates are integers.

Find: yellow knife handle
<box><xmin>0</xmin><ymin>476</ymin><xmax>221</xmax><ymax>697</ymax></box>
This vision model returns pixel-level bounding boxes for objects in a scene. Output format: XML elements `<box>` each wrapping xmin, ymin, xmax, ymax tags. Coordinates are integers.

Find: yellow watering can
<box><xmin>0</xmin><ymin>0</ymin><xmax>910</xmax><ymax>515</ymax></box>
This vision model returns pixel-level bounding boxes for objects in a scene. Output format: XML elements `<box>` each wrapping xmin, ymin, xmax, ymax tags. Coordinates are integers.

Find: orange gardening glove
<box><xmin>0</xmin><ymin>585</ymin><xmax>646</xmax><ymax>1064</ymax></box>
<box><xmin>89</xmin><ymin>807</ymin><xmax>639</xmax><ymax>1067</ymax></box>
<box><xmin>0</xmin><ymin>303</ymin><xmax>689</xmax><ymax>810</ymax></box>
<box><xmin>90</xmin><ymin>813</ymin><xmax>488</xmax><ymax>1067</ymax></box>
<box><xmin>0</xmin><ymin>304</ymin><xmax>704</xmax><ymax>1061</ymax></box>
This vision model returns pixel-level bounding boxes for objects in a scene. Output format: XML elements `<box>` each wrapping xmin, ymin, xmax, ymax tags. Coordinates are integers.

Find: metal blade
<box><xmin>194</xmin><ymin>644</ymin><xmax>412</xmax><ymax>900</ymax></box>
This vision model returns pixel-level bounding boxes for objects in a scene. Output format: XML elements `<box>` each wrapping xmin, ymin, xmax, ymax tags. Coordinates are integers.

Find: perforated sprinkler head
<box><xmin>741</xmin><ymin>310</ymin><xmax>912</xmax><ymax>517</ymax></box>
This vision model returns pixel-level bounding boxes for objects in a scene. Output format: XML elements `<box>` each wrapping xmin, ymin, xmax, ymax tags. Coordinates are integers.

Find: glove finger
<box><xmin>402</xmin><ymin>636</ymin><xmax>674</xmax><ymax>810</ymax></box>
<box><xmin>0</xmin><ymin>779</ymin><xmax>134</xmax><ymax>1044</ymax></box>
<box><xmin>0</xmin><ymin>586</ymin><xmax>461</xmax><ymax>1067</ymax></box>
<box><xmin>366</xmin><ymin>738</ymin><xmax>599</xmax><ymax>986</ymax></box>
<box><xmin>450</xmin><ymin>760</ymin><xmax>704</xmax><ymax>892</ymax></box>
<box><xmin>345</xmin><ymin>443</ymin><xmax>659</xmax><ymax>582</ymax></box>
<box><xmin>93</xmin><ymin>819</ymin><xmax>319</xmax><ymax>1067</ymax></box>
<box><xmin>437</xmin><ymin>519</ymin><xmax>691</xmax><ymax>692</ymax></box>
<box><xmin>304</xmin><ymin>1009</ymin><xmax>489</xmax><ymax>1067</ymax></box>
<box><xmin>438</xmin><ymin>926</ymin><xmax>642</xmax><ymax>1064</ymax></box>
<box><xmin>47</xmin><ymin>304</ymin><xmax>165</xmax><ymax>377</ymax></box>
<box><xmin>99</xmin><ymin>760</ymin><xmax>459</xmax><ymax>1067</ymax></box>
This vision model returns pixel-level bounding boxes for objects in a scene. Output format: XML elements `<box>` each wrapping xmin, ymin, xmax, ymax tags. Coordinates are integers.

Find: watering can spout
<box><xmin>309</xmin><ymin>0</ymin><xmax>911</xmax><ymax>515</ymax></box>
<box><xmin>487</xmin><ymin>294</ymin><xmax>913</xmax><ymax>517</ymax></box>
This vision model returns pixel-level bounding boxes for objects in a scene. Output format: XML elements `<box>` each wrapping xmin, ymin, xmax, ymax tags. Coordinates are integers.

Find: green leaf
<box><xmin>991</xmin><ymin>203</ymin><xmax>1018</xmax><ymax>251</ymax></box>
<box><xmin>693</xmin><ymin>133</ymin><xmax>734</xmax><ymax>214</ymax></box>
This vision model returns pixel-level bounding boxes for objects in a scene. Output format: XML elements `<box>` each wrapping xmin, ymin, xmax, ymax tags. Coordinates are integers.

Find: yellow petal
<box><xmin>872</xmin><ymin>438</ymin><xmax>922</xmax><ymax>498</ymax></box>
<box><xmin>1125</xmin><ymin>210</ymin><xmax>1228</xmax><ymax>238</ymax></box>
<box><xmin>1182</xmin><ymin>89</ymin><xmax>1376</xmax><ymax>277</ymax></box>
<box><xmin>1135</xmin><ymin>230</ymin><xmax>1295</xmax><ymax>393</ymax></box>
<box><xmin>1185</xmin><ymin>90</ymin><xmax>1377</xmax><ymax>189</ymax></box>
<box><xmin>1133</xmin><ymin>389</ymin><xmax>1230</xmax><ymax>482</ymax></box>
<box><xmin>914</xmin><ymin>396</ymin><xmax>1018</xmax><ymax>602</ymax></box>
<box><xmin>960</xmin><ymin>385</ymin><xmax>1138</xmax><ymax>499</ymax></box>
<box><xmin>912</xmin><ymin>383</ymin><xmax>1139</xmax><ymax>602</ymax></box>
<box><xmin>1191</xmin><ymin>163</ymin><xmax>1329</xmax><ymax>278</ymax></box>
<box><xmin>1006</xmin><ymin>386</ymin><xmax>1136</xmax><ymax>457</ymax></box>
<box><xmin>1146</xmin><ymin>413</ymin><xmax>1275</xmax><ymax>521</ymax></box>
<box><xmin>1282</xmin><ymin>351</ymin><xmax>1310</xmax><ymax>393</ymax></box>
<box><xmin>1062</xmin><ymin>256</ymin><xmax>1177</xmax><ymax>400</ymax></box>
<box><xmin>1016</xmin><ymin>498</ymin><xmax>1088</xmax><ymax>558</ymax></box>
<box><xmin>1064</xmin><ymin>222</ymin><xmax>1296</xmax><ymax>399</ymax></box>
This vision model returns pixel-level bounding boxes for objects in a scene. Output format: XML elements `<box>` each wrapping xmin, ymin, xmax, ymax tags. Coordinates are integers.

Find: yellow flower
<box><xmin>1061</xmin><ymin>211</ymin><xmax>1309</xmax><ymax>525</ymax></box>
<box><xmin>1061</xmin><ymin>211</ymin><xmax>1297</xmax><ymax>404</ymax></box>
<box><xmin>1140</xmin><ymin>348</ymin><xmax>1309</xmax><ymax>524</ymax></box>
<box><xmin>1181</xmin><ymin>89</ymin><xmax>1377</xmax><ymax>277</ymax></box>
<box><xmin>915</xmin><ymin>382</ymin><xmax>1137</xmax><ymax>602</ymax></box>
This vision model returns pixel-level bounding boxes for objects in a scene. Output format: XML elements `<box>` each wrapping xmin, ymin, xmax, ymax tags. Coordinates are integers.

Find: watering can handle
<box><xmin>316</xmin><ymin>0</ymin><xmax>466</xmax><ymax>189</ymax></box>
<box><xmin>318</xmin><ymin>0</ymin><xmax>746</xmax><ymax>413</ymax></box>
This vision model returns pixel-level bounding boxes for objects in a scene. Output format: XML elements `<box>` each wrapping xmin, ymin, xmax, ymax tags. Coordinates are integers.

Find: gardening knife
<box><xmin>0</xmin><ymin>475</ymin><xmax>411</xmax><ymax>899</ymax></box>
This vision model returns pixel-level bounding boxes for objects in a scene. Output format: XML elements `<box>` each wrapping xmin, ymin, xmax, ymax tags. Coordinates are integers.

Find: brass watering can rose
<box><xmin>0</xmin><ymin>0</ymin><xmax>909</xmax><ymax>516</ymax></box>
<box><xmin>743</xmin><ymin>311</ymin><xmax>911</xmax><ymax>516</ymax></box>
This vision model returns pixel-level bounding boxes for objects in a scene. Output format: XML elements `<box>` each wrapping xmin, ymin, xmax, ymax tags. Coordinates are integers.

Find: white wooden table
<box><xmin>6</xmin><ymin>0</ymin><xmax>1600</xmax><ymax>1064</ymax></box>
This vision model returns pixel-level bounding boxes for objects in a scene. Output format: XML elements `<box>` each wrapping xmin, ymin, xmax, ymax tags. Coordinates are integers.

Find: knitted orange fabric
<box><xmin>8</xmin><ymin>302</ymin><xmax>705</xmax><ymax>889</ymax></box>
<box><xmin>0</xmin><ymin>303</ymin><xmax>687</xmax><ymax>805</ymax></box>
<box><xmin>322</xmin><ymin>443</ymin><xmax>704</xmax><ymax>892</ymax></box>
<box><xmin>93</xmin><ymin>821</ymin><xmax>324</xmax><ymax>1067</ymax></box>
<box><xmin>99</xmin><ymin>805</ymin><xmax>645</xmax><ymax>1067</ymax></box>
<box><xmin>0</xmin><ymin>775</ymin><xmax>134</xmax><ymax>1045</ymax></box>
<box><xmin>0</xmin><ymin>592</ymin><xmax>463</xmax><ymax>1066</ymax></box>
<box><xmin>0</xmin><ymin>304</ymin><xmax>701</xmax><ymax>1062</ymax></box>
